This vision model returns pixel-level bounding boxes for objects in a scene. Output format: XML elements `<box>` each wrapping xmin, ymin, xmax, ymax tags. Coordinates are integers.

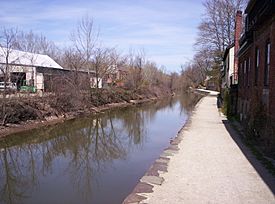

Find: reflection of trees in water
<box><xmin>109</xmin><ymin>98</ymin><xmax>178</xmax><ymax>149</ymax></box>
<box><xmin>0</xmin><ymin>93</ymin><xmax>201</xmax><ymax>204</ymax></box>
<box><xmin>62</xmin><ymin>115</ymin><xmax>127</xmax><ymax>202</ymax></box>
<box><xmin>120</xmin><ymin>108</ymin><xmax>147</xmax><ymax>145</ymax></box>
<box><xmin>0</xmin><ymin>145</ymin><xmax>40</xmax><ymax>204</ymax></box>
<box><xmin>178</xmin><ymin>92</ymin><xmax>203</xmax><ymax>115</ymax></box>
<box><xmin>0</xmin><ymin>115</ymin><xmax>127</xmax><ymax>204</ymax></box>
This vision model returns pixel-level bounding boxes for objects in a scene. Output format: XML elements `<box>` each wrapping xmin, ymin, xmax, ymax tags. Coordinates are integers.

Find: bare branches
<box><xmin>0</xmin><ymin>27</ymin><xmax>18</xmax><ymax>82</ymax></box>
<box><xmin>196</xmin><ymin>0</ymin><xmax>248</xmax><ymax>59</ymax></box>
<box><xmin>63</xmin><ymin>48</ymin><xmax>85</xmax><ymax>71</ymax></box>
<box><xmin>124</xmin><ymin>49</ymin><xmax>146</xmax><ymax>90</ymax></box>
<box><xmin>92</xmin><ymin>47</ymin><xmax>118</xmax><ymax>88</ymax></box>
<box><xmin>184</xmin><ymin>0</ymin><xmax>249</xmax><ymax>91</ymax></box>
<box><xmin>71</xmin><ymin>14</ymin><xmax>99</xmax><ymax>75</ymax></box>
<box><xmin>13</xmin><ymin>30</ymin><xmax>59</xmax><ymax>60</ymax></box>
<box><xmin>0</xmin><ymin>27</ymin><xmax>18</xmax><ymax>125</ymax></box>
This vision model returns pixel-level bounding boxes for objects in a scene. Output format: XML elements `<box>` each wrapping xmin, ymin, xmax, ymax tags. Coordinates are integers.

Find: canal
<box><xmin>0</xmin><ymin>93</ymin><xmax>201</xmax><ymax>204</ymax></box>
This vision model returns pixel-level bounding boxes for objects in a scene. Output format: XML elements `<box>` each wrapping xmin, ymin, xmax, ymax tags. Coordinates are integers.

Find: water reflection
<box><xmin>0</xmin><ymin>93</ymin><xmax>201</xmax><ymax>204</ymax></box>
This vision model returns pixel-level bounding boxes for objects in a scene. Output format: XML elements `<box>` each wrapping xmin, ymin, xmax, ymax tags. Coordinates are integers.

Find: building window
<box><xmin>255</xmin><ymin>48</ymin><xmax>260</xmax><ymax>86</ymax></box>
<box><xmin>239</xmin><ymin>62</ymin><xmax>243</xmax><ymax>88</ymax></box>
<box><xmin>248</xmin><ymin>58</ymin><xmax>250</xmax><ymax>87</ymax></box>
<box><xmin>245</xmin><ymin>15</ymin><xmax>249</xmax><ymax>32</ymax></box>
<box><xmin>264</xmin><ymin>41</ymin><xmax>270</xmax><ymax>87</ymax></box>
<box><xmin>244</xmin><ymin>60</ymin><xmax>247</xmax><ymax>87</ymax></box>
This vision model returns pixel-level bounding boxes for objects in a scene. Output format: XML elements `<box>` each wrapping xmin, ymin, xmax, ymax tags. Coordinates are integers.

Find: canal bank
<box><xmin>123</xmin><ymin>92</ymin><xmax>275</xmax><ymax>204</ymax></box>
<box><xmin>0</xmin><ymin>85</ymin><xmax>185</xmax><ymax>139</ymax></box>
<box><xmin>0</xmin><ymin>96</ymin><xmax>161</xmax><ymax>139</ymax></box>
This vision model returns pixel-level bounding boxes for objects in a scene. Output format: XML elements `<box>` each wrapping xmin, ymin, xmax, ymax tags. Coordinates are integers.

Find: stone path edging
<box><xmin>122</xmin><ymin>97</ymin><xmax>202</xmax><ymax>204</ymax></box>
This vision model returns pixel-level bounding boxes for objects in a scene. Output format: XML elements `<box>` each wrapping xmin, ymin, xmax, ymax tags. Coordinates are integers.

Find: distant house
<box><xmin>222</xmin><ymin>44</ymin><xmax>235</xmax><ymax>89</ymax></box>
<box><xmin>103</xmin><ymin>65</ymin><xmax>127</xmax><ymax>88</ymax></box>
<box><xmin>90</xmin><ymin>77</ymin><xmax>103</xmax><ymax>88</ymax></box>
<box><xmin>222</xmin><ymin>44</ymin><xmax>238</xmax><ymax>115</ymax></box>
<box><xmin>238</xmin><ymin>0</ymin><xmax>275</xmax><ymax>120</ymax></box>
<box><xmin>205</xmin><ymin>76</ymin><xmax>219</xmax><ymax>91</ymax></box>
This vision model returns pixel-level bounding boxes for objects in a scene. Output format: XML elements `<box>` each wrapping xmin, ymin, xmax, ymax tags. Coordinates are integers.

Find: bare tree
<box><xmin>169</xmin><ymin>72</ymin><xmax>179</xmax><ymax>92</ymax></box>
<box><xmin>191</xmin><ymin>0</ymin><xmax>248</xmax><ymax>90</ymax></box>
<box><xmin>71</xmin><ymin>14</ymin><xmax>98</xmax><ymax>79</ymax></box>
<box><xmin>125</xmin><ymin>49</ymin><xmax>146</xmax><ymax>91</ymax></box>
<box><xmin>143</xmin><ymin>61</ymin><xmax>158</xmax><ymax>89</ymax></box>
<box><xmin>0</xmin><ymin>27</ymin><xmax>18</xmax><ymax>125</ymax></box>
<box><xmin>92</xmin><ymin>47</ymin><xmax>118</xmax><ymax>89</ymax></box>
<box><xmin>143</xmin><ymin>63</ymin><xmax>171</xmax><ymax>92</ymax></box>
<box><xmin>15</xmin><ymin>30</ymin><xmax>59</xmax><ymax>61</ymax></box>
<box><xmin>196</xmin><ymin>0</ymin><xmax>247</xmax><ymax>59</ymax></box>
<box><xmin>62</xmin><ymin>47</ymin><xmax>86</xmax><ymax>87</ymax></box>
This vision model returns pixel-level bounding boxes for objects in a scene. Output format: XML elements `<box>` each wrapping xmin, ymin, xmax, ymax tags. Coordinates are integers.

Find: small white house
<box><xmin>90</xmin><ymin>77</ymin><xmax>103</xmax><ymax>88</ymax></box>
<box><xmin>0</xmin><ymin>48</ymin><xmax>106</xmax><ymax>92</ymax></box>
<box><xmin>222</xmin><ymin>44</ymin><xmax>235</xmax><ymax>89</ymax></box>
<box><xmin>0</xmin><ymin>48</ymin><xmax>63</xmax><ymax>92</ymax></box>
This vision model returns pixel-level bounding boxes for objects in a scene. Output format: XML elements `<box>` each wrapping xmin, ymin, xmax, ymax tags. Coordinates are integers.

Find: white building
<box><xmin>0</xmin><ymin>48</ymin><xmax>63</xmax><ymax>92</ymax></box>
<box><xmin>222</xmin><ymin>44</ymin><xmax>235</xmax><ymax>89</ymax></box>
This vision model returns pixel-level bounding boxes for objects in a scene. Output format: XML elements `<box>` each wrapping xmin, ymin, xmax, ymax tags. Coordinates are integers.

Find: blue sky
<box><xmin>1</xmin><ymin>0</ymin><xmax>204</xmax><ymax>72</ymax></box>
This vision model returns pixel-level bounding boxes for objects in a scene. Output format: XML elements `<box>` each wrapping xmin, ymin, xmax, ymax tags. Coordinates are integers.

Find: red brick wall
<box><xmin>269</xmin><ymin>21</ymin><xmax>275</xmax><ymax>117</ymax></box>
<box><xmin>238</xmin><ymin>49</ymin><xmax>253</xmax><ymax>119</ymax></box>
<box><xmin>238</xmin><ymin>17</ymin><xmax>275</xmax><ymax>119</ymax></box>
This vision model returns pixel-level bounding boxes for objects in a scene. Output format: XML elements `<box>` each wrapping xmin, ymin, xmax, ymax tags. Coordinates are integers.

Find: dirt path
<box><xmin>125</xmin><ymin>94</ymin><xmax>275</xmax><ymax>204</ymax></box>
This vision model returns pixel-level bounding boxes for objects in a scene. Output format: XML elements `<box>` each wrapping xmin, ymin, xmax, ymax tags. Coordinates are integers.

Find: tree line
<box><xmin>0</xmin><ymin>16</ymin><xmax>182</xmax><ymax>126</ymax></box>
<box><xmin>0</xmin><ymin>15</ymin><xmax>178</xmax><ymax>95</ymax></box>
<box><xmin>181</xmin><ymin>0</ymin><xmax>248</xmax><ymax>90</ymax></box>
<box><xmin>1</xmin><ymin>0</ymin><xmax>248</xmax><ymax>96</ymax></box>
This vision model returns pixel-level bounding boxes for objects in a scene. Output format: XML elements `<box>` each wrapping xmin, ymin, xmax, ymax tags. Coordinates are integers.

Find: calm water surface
<box><xmin>0</xmin><ymin>93</ymin><xmax>201</xmax><ymax>204</ymax></box>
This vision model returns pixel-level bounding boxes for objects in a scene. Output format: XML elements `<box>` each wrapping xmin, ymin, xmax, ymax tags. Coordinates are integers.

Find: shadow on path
<box><xmin>222</xmin><ymin>120</ymin><xmax>275</xmax><ymax>194</ymax></box>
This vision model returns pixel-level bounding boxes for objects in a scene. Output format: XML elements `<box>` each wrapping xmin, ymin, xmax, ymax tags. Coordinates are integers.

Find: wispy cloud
<box><xmin>1</xmin><ymin>0</ymin><xmax>204</xmax><ymax>71</ymax></box>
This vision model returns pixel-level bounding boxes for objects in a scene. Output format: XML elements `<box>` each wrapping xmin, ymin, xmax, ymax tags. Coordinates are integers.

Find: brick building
<box><xmin>238</xmin><ymin>0</ymin><xmax>275</xmax><ymax>150</ymax></box>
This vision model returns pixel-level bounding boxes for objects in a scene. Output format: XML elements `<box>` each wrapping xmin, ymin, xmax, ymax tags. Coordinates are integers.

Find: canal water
<box><xmin>0</xmin><ymin>93</ymin><xmax>201</xmax><ymax>204</ymax></box>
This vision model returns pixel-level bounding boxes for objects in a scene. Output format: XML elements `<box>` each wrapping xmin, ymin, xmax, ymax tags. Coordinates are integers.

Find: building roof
<box><xmin>245</xmin><ymin>0</ymin><xmax>256</xmax><ymax>13</ymax></box>
<box><xmin>0</xmin><ymin>48</ymin><xmax>63</xmax><ymax>69</ymax></box>
<box><xmin>245</xmin><ymin>0</ymin><xmax>275</xmax><ymax>15</ymax></box>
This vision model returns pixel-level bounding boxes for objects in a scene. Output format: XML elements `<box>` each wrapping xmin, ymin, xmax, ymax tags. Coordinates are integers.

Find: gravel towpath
<box><xmin>142</xmin><ymin>94</ymin><xmax>275</xmax><ymax>204</ymax></box>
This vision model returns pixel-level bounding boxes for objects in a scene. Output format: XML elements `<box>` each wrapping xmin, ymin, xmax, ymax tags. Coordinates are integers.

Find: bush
<box><xmin>221</xmin><ymin>88</ymin><xmax>231</xmax><ymax>117</ymax></box>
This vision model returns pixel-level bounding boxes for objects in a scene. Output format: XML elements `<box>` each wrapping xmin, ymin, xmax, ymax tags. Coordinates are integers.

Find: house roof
<box><xmin>0</xmin><ymin>48</ymin><xmax>63</xmax><ymax>69</ymax></box>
